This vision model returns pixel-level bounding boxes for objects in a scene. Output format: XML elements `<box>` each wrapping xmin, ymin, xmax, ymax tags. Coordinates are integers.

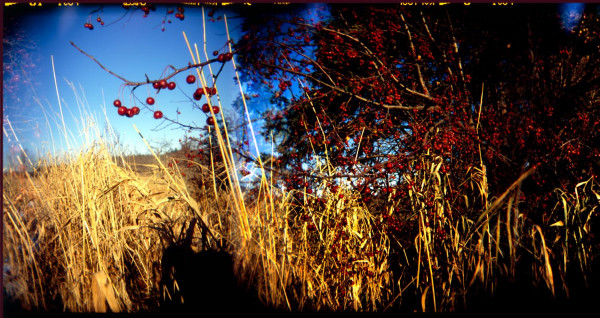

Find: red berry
<box><xmin>212</xmin><ymin>106</ymin><xmax>220</xmax><ymax>114</ymax></box>
<box><xmin>113</xmin><ymin>99</ymin><xmax>122</xmax><ymax>107</ymax></box>
<box><xmin>193</xmin><ymin>92</ymin><xmax>203</xmax><ymax>101</ymax></box>
<box><xmin>224</xmin><ymin>52</ymin><xmax>233</xmax><ymax>61</ymax></box>
<box><xmin>96</xmin><ymin>17</ymin><xmax>101</xmax><ymax>22</ymax></box>
<box><xmin>217</xmin><ymin>54</ymin><xmax>225</xmax><ymax>63</ymax></box>
<box><xmin>186</xmin><ymin>75</ymin><xmax>196</xmax><ymax>84</ymax></box>
<box><xmin>195</xmin><ymin>87</ymin><xmax>205</xmax><ymax>96</ymax></box>
<box><xmin>101</xmin><ymin>21</ymin><xmax>104</xmax><ymax>26</ymax></box>
<box><xmin>197</xmin><ymin>87</ymin><xmax>214</xmax><ymax>96</ymax></box>
<box><xmin>146</xmin><ymin>97</ymin><xmax>155</xmax><ymax>105</ymax></box>
<box><xmin>132</xmin><ymin>106</ymin><xmax>140</xmax><ymax>115</ymax></box>
<box><xmin>202</xmin><ymin>103</ymin><xmax>210</xmax><ymax>113</ymax></box>
<box><xmin>213</xmin><ymin>50</ymin><xmax>219</xmax><ymax>56</ymax></box>
<box><xmin>207</xmin><ymin>117</ymin><xmax>215</xmax><ymax>125</ymax></box>
<box><xmin>153</xmin><ymin>82</ymin><xmax>160</xmax><ymax>89</ymax></box>
<box><xmin>153</xmin><ymin>110</ymin><xmax>163</xmax><ymax>119</ymax></box>
<box><xmin>167</xmin><ymin>82</ymin><xmax>176</xmax><ymax>90</ymax></box>
<box><xmin>118</xmin><ymin>106</ymin><xmax>127</xmax><ymax>116</ymax></box>
<box><xmin>159</xmin><ymin>80</ymin><xmax>168</xmax><ymax>89</ymax></box>
<box><xmin>126</xmin><ymin>108</ymin><xmax>135</xmax><ymax>117</ymax></box>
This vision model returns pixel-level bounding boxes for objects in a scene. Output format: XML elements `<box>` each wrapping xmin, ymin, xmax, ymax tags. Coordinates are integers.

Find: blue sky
<box><xmin>3</xmin><ymin>3</ymin><xmax>251</xmax><ymax>169</ymax></box>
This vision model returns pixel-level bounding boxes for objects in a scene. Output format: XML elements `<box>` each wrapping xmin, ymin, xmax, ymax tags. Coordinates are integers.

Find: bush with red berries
<box><xmin>234</xmin><ymin>4</ymin><xmax>600</xmax><ymax>309</ymax></box>
<box><xmin>236</xmin><ymin>3</ymin><xmax>600</xmax><ymax>224</ymax></box>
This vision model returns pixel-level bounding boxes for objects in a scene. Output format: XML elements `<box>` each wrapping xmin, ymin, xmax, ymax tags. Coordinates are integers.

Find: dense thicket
<box><xmin>236</xmin><ymin>4</ymin><xmax>600</xmax><ymax>222</ymax></box>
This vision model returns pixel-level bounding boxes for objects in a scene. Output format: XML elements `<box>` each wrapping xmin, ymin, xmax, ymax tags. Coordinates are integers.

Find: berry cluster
<box><xmin>140</xmin><ymin>4</ymin><xmax>155</xmax><ymax>17</ymax></box>
<box><xmin>174</xmin><ymin>6</ymin><xmax>185</xmax><ymax>20</ymax></box>
<box><xmin>112</xmin><ymin>73</ymin><xmax>224</xmax><ymax>124</ymax></box>
<box><xmin>83</xmin><ymin>11</ymin><xmax>105</xmax><ymax>30</ymax></box>
<box><xmin>216</xmin><ymin>52</ymin><xmax>233</xmax><ymax>63</ymax></box>
<box><xmin>192</xmin><ymin>86</ymin><xmax>217</xmax><ymax>100</ymax></box>
<box><xmin>84</xmin><ymin>5</ymin><xmax>186</xmax><ymax>32</ymax></box>
<box><xmin>152</xmin><ymin>79</ymin><xmax>177</xmax><ymax>91</ymax></box>
<box><xmin>113</xmin><ymin>99</ymin><xmax>143</xmax><ymax>118</ymax></box>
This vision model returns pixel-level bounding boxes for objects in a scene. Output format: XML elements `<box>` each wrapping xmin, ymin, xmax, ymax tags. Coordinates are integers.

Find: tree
<box><xmin>236</xmin><ymin>3</ymin><xmax>600</xmax><ymax>216</ymax></box>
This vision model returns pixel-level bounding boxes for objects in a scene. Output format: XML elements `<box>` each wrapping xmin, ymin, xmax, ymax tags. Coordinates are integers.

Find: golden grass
<box><xmin>3</xmin><ymin>131</ymin><xmax>196</xmax><ymax>311</ymax></box>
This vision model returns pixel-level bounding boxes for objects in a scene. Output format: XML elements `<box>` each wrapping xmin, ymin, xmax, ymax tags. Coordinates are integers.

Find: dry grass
<box><xmin>5</xmin><ymin>135</ymin><xmax>598</xmax><ymax>312</ymax></box>
<box><xmin>3</xmin><ymin>123</ymin><xmax>199</xmax><ymax>311</ymax></box>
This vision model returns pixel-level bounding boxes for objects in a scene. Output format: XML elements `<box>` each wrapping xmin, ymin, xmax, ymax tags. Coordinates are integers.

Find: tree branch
<box><xmin>70</xmin><ymin>41</ymin><xmax>229</xmax><ymax>88</ymax></box>
<box><xmin>255</xmin><ymin>61</ymin><xmax>438</xmax><ymax>111</ymax></box>
<box><xmin>70</xmin><ymin>41</ymin><xmax>130</xmax><ymax>83</ymax></box>
<box><xmin>291</xmin><ymin>19</ymin><xmax>435</xmax><ymax>102</ymax></box>
<box><xmin>400</xmin><ymin>13</ymin><xmax>431</xmax><ymax>98</ymax></box>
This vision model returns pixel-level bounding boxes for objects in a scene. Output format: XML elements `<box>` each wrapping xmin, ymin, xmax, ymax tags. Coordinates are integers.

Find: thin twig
<box><xmin>255</xmin><ymin>61</ymin><xmax>437</xmax><ymax>111</ymax></box>
<box><xmin>70</xmin><ymin>41</ymin><xmax>130</xmax><ymax>83</ymax></box>
<box><xmin>400</xmin><ymin>13</ymin><xmax>431</xmax><ymax>98</ymax></box>
<box><xmin>70</xmin><ymin>41</ymin><xmax>232</xmax><ymax>87</ymax></box>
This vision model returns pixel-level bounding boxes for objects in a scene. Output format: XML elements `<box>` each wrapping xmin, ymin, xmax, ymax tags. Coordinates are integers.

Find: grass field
<box><xmin>3</xmin><ymin>27</ymin><xmax>600</xmax><ymax>314</ymax></box>
<box><xmin>4</xmin><ymin>102</ymin><xmax>599</xmax><ymax>314</ymax></box>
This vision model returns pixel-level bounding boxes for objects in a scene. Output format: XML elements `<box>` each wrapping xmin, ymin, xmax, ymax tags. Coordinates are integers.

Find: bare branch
<box><xmin>400</xmin><ymin>13</ymin><xmax>431</xmax><ymax>98</ymax></box>
<box><xmin>255</xmin><ymin>61</ymin><xmax>437</xmax><ymax>111</ymax></box>
<box><xmin>70</xmin><ymin>41</ymin><xmax>229</xmax><ymax>88</ymax></box>
<box><xmin>290</xmin><ymin>19</ymin><xmax>436</xmax><ymax>102</ymax></box>
<box><xmin>70</xmin><ymin>41</ymin><xmax>130</xmax><ymax>83</ymax></box>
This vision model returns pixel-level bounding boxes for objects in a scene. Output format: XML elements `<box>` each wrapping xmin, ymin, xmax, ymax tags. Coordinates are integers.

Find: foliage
<box><xmin>235</xmin><ymin>3</ymin><xmax>600</xmax><ymax>236</ymax></box>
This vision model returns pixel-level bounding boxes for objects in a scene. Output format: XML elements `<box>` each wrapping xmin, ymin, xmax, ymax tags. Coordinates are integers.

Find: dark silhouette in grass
<box><xmin>159</xmin><ymin>218</ymin><xmax>268</xmax><ymax>314</ymax></box>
